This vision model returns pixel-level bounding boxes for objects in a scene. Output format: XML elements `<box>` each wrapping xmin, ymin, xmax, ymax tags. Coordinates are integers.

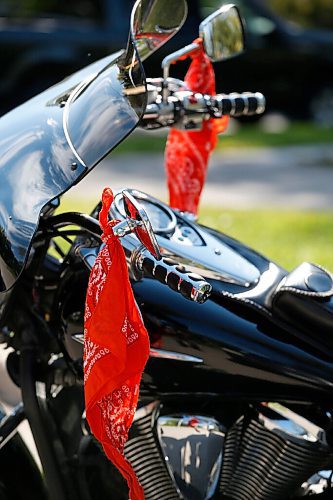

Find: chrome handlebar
<box><xmin>136</xmin><ymin>250</ymin><xmax>212</xmax><ymax>304</ymax></box>
<box><xmin>75</xmin><ymin>239</ymin><xmax>212</xmax><ymax>304</ymax></box>
<box><xmin>142</xmin><ymin>88</ymin><xmax>266</xmax><ymax>130</ymax></box>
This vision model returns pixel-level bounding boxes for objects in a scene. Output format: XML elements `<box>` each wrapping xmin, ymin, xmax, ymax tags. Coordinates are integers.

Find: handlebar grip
<box><xmin>139</xmin><ymin>254</ymin><xmax>212</xmax><ymax>304</ymax></box>
<box><xmin>211</xmin><ymin>92</ymin><xmax>266</xmax><ymax>117</ymax></box>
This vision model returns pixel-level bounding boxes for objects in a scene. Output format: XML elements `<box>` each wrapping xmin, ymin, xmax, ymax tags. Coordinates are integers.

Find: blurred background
<box><xmin>0</xmin><ymin>0</ymin><xmax>332</xmax><ymax>270</ymax></box>
<box><xmin>1</xmin><ymin>0</ymin><xmax>333</xmax><ymax>121</ymax></box>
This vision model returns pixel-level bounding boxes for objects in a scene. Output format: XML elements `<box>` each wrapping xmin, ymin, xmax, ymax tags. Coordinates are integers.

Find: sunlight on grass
<box><xmin>200</xmin><ymin>208</ymin><xmax>333</xmax><ymax>271</ymax></box>
<box><xmin>113</xmin><ymin>122</ymin><xmax>333</xmax><ymax>155</ymax></box>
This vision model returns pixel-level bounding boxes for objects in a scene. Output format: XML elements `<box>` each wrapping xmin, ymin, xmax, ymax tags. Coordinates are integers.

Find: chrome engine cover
<box><xmin>220</xmin><ymin>403</ymin><xmax>333</xmax><ymax>500</ymax></box>
<box><xmin>122</xmin><ymin>402</ymin><xmax>333</xmax><ymax>500</ymax></box>
<box><xmin>157</xmin><ymin>414</ymin><xmax>225</xmax><ymax>499</ymax></box>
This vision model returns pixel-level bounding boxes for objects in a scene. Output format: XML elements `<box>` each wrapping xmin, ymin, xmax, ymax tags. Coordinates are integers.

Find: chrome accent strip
<box><xmin>260</xmin><ymin>402</ymin><xmax>327</xmax><ymax>445</ymax></box>
<box><xmin>72</xmin><ymin>333</ymin><xmax>84</xmax><ymax>344</ymax></box>
<box><xmin>241</xmin><ymin>94</ymin><xmax>249</xmax><ymax>115</ymax></box>
<box><xmin>71</xmin><ymin>335</ymin><xmax>203</xmax><ymax>364</ymax></box>
<box><xmin>150</xmin><ymin>348</ymin><xmax>203</xmax><ymax>363</ymax></box>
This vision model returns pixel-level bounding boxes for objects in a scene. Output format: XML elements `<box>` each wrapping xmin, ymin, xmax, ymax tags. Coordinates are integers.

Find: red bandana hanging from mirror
<box><xmin>84</xmin><ymin>188</ymin><xmax>149</xmax><ymax>500</ymax></box>
<box><xmin>165</xmin><ymin>38</ymin><xmax>229</xmax><ymax>216</ymax></box>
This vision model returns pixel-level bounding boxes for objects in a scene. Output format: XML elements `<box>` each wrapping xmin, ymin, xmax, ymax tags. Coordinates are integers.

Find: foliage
<box><xmin>200</xmin><ymin>0</ymin><xmax>333</xmax><ymax>29</ymax></box>
<box><xmin>267</xmin><ymin>0</ymin><xmax>333</xmax><ymax>29</ymax></box>
<box><xmin>2</xmin><ymin>0</ymin><xmax>99</xmax><ymax>19</ymax></box>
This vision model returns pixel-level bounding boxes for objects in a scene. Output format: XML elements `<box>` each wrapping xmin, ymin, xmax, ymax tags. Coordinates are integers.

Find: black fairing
<box><xmin>0</xmin><ymin>47</ymin><xmax>146</xmax><ymax>293</ymax></box>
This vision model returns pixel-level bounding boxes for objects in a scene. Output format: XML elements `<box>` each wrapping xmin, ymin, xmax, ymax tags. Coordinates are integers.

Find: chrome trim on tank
<box><xmin>114</xmin><ymin>189</ymin><xmax>177</xmax><ymax>235</ymax></box>
<box><xmin>72</xmin><ymin>335</ymin><xmax>203</xmax><ymax>363</ymax></box>
<box><xmin>150</xmin><ymin>348</ymin><xmax>203</xmax><ymax>363</ymax></box>
<box><xmin>72</xmin><ymin>334</ymin><xmax>84</xmax><ymax>345</ymax></box>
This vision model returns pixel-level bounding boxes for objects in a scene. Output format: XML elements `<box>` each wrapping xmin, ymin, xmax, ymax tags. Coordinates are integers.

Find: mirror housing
<box><xmin>121</xmin><ymin>191</ymin><xmax>161</xmax><ymax>260</ymax></box>
<box><xmin>161</xmin><ymin>3</ymin><xmax>245</xmax><ymax>100</ymax></box>
<box><xmin>131</xmin><ymin>0</ymin><xmax>187</xmax><ymax>62</ymax></box>
<box><xmin>199</xmin><ymin>4</ymin><xmax>245</xmax><ymax>62</ymax></box>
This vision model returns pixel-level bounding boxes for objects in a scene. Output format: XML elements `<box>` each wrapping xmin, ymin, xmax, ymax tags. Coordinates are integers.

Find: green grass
<box><xmin>200</xmin><ymin>208</ymin><xmax>333</xmax><ymax>271</ymax></box>
<box><xmin>216</xmin><ymin>122</ymin><xmax>333</xmax><ymax>149</ymax></box>
<box><xmin>59</xmin><ymin>197</ymin><xmax>333</xmax><ymax>272</ymax></box>
<box><xmin>114</xmin><ymin>122</ymin><xmax>333</xmax><ymax>155</ymax></box>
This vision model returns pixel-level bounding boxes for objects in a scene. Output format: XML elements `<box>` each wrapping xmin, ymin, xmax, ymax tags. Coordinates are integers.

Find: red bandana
<box><xmin>84</xmin><ymin>187</ymin><xmax>149</xmax><ymax>500</ymax></box>
<box><xmin>165</xmin><ymin>38</ymin><xmax>229</xmax><ymax>216</ymax></box>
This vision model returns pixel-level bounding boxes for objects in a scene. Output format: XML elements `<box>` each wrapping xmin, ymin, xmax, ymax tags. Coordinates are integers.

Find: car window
<box><xmin>0</xmin><ymin>0</ymin><xmax>103</xmax><ymax>21</ymax></box>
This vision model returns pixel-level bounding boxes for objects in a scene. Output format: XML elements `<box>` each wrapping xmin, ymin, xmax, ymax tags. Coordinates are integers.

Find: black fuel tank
<box><xmin>134</xmin><ymin>277</ymin><xmax>333</xmax><ymax>403</ymax></box>
<box><xmin>60</xmin><ymin>258</ymin><xmax>333</xmax><ymax>405</ymax></box>
<box><xmin>59</xmin><ymin>193</ymin><xmax>333</xmax><ymax>405</ymax></box>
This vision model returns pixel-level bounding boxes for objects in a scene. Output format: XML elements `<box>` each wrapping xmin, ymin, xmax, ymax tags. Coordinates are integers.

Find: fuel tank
<box><xmin>61</xmin><ymin>190</ymin><xmax>333</xmax><ymax>404</ymax></box>
<box><xmin>134</xmin><ymin>275</ymin><xmax>333</xmax><ymax>403</ymax></box>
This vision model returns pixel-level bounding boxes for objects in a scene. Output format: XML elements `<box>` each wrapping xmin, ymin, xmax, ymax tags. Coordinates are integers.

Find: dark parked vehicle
<box><xmin>0</xmin><ymin>0</ymin><xmax>200</xmax><ymax>115</ymax></box>
<box><xmin>0</xmin><ymin>0</ymin><xmax>332</xmax><ymax>121</ymax></box>
<box><xmin>213</xmin><ymin>0</ymin><xmax>333</xmax><ymax>123</ymax></box>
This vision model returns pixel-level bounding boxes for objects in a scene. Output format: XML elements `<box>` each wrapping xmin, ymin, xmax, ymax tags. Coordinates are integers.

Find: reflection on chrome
<box><xmin>130</xmin><ymin>0</ymin><xmax>187</xmax><ymax>62</ymax></box>
<box><xmin>157</xmin><ymin>415</ymin><xmax>225</xmax><ymax>499</ymax></box>
<box><xmin>301</xmin><ymin>469</ymin><xmax>333</xmax><ymax>495</ymax></box>
<box><xmin>150</xmin><ymin>348</ymin><xmax>203</xmax><ymax>363</ymax></box>
<box><xmin>259</xmin><ymin>402</ymin><xmax>327</xmax><ymax>445</ymax></box>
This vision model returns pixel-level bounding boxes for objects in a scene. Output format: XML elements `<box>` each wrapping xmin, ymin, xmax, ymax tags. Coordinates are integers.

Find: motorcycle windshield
<box><xmin>0</xmin><ymin>45</ymin><xmax>146</xmax><ymax>292</ymax></box>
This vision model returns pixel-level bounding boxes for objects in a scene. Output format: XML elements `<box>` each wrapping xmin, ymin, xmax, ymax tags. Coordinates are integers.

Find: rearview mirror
<box><xmin>122</xmin><ymin>191</ymin><xmax>162</xmax><ymax>260</ymax></box>
<box><xmin>161</xmin><ymin>3</ymin><xmax>245</xmax><ymax>100</ymax></box>
<box><xmin>131</xmin><ymin>0</ymin><xmax>188</xmax><ymax>62</ymax></box>
<box><xmin>199</xmin><ymin>4</ymin><xmax>245</xmax><ymax>62</ymax></box>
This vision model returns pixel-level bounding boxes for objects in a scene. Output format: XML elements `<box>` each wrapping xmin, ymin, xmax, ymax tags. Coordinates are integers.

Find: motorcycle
<box><xmin>1</xmin><ymin>0</ymin><xmax>333</xmax><ymax>499</ymax></box>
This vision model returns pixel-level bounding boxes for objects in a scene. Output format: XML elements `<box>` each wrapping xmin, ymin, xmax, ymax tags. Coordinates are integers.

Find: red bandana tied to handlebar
<box><xmin>165</xmin><ymin>38</ymin><xmax>229</xmax><ymax>216</ymax></box>
<box><xmin>84</xmin><ymin>188</ymin><xmax>149</xmax><ymax>500</ymax></box>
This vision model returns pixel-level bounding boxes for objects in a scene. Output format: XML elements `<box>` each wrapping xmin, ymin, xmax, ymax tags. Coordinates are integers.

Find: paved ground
<box><xmin>68</xmin><ymin>143</ymin><xmax>333</xmax><ymax>210</ymax></box>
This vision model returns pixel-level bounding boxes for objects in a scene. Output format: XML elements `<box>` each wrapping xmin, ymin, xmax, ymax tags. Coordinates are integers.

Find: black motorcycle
<box><xmin>1</xmin><ymin>1</ymin><xmax>333</xmax><ymax>499</ymax></box>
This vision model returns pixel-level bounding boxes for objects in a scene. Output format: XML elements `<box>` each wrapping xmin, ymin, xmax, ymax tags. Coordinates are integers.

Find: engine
<box><xmin>120</xmin><ymin>402</ymin><xmax>333</xmax><ymax>500</ymax></box>
<box><xmin>219</xmin><ymin>403</ymin><xmax>333</xmax><ymax>500</ymax></box>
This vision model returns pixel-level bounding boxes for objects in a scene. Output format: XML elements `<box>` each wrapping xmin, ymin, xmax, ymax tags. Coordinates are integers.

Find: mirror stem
<box><xmin>113</xmin><ymin>219</ymin><xmax>143</xmax><ymax>238</ymax></box>
<box><xmin>161</xmin><ymin>42</ymin><xmax>200</xmax><ymax>102</ymax></box>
